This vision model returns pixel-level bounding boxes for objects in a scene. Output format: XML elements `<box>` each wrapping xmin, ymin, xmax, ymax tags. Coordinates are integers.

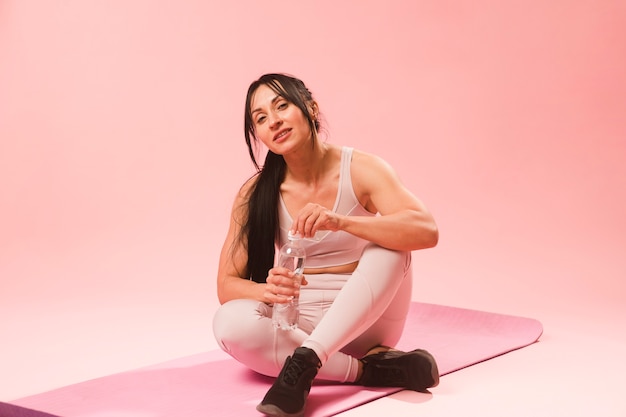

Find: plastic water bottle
<box><xmin>272</xmin><ymin>232</ymin><xmax>306</xmax><ymax>330</ymax></box>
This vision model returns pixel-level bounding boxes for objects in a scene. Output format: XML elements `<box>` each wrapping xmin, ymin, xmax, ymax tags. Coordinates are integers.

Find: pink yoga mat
<box><xmin>1</xmin><ymin>302</ymin><xmax>543</xmax><ymax>417</ymax></box>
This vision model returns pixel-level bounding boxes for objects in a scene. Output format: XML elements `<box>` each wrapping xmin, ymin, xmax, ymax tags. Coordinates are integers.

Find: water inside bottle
<box><xmin>272</xmin><ymin>302</ymin><xmax>300</xmax><ymax>330</ymax></box>
<box><xmin>278</xmin><ymin>255</ymin><xmax>305</xmax><ymax>276</ymax></box>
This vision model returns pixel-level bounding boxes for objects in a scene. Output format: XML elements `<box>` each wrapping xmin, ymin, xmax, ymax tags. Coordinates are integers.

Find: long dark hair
<box><xmin>241</xmin><ymin>73</ymin><xmax>320</xmax><ymax>283</ymax></box>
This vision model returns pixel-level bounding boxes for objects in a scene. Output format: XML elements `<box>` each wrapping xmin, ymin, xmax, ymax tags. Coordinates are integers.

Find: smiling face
<box><xmin>249</xmin><ymin>84</ymin><xmax>316</xmax><ymax>155</ymax></box>
<box><xmin>243</xmin><ymin>74</ymin><xmax>320</xmax><ymax>168</ymax></box>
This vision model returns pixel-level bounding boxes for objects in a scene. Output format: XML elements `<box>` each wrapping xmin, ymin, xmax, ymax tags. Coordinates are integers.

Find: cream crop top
<box><xmin>277</xmin><ymin>147</ymin><xmax>375</xmax><ymax>268</ymax></box>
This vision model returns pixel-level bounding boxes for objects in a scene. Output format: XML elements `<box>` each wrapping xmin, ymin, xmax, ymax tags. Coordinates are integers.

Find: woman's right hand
<box><xmin>264</xmin><ymin>266</ymin><xmax>307</xmax><ymax>304</ymax></box>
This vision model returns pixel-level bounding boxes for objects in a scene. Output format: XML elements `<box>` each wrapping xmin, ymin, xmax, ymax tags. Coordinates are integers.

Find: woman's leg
<box><xmin>256</xmin><ymin>245</ymin><xmax>416</xmax><ymax>416</ymax></box>
<box><xmin>212</xmin><ymin>298</ymin><xmax>360</xmax><ymax>382</ymax></box>
<box><xmin>213</xmin><ymin>299</ymin><xmax>307</xmax><ymax>377</ymax></box>
<box><xmin>214</xmin><ymin>245</ymin><xmax>412</xmax><ymax>384</ymax></box>
<box><xmin>301</xmin><ymin>244</ymin><xmax>412</xmax><ymax>367</ymax></box>
<box><xmin>340</xmin><ymin>261</ymin><xmax>412</xmax><ymax>359</ymax></box>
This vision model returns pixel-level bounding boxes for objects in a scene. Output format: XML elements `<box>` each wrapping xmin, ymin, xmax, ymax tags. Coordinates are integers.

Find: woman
<box><xmin>213</xmin><ymin>73</ymin><xmax>439</xmax><ymax>417</ymax></box>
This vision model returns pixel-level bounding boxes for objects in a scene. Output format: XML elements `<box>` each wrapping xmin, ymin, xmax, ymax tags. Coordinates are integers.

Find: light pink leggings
<box><xmin>212</xmin><ymin>244</ymin><xmax>413</xmax><ymax>383</ymax></box>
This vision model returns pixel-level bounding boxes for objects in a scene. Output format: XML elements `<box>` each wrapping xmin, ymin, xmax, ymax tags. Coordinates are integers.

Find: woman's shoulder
<box><xmin>349</xmin><ymin>147</ymin><xmax>393</xmax><ymax>172</ymax></box>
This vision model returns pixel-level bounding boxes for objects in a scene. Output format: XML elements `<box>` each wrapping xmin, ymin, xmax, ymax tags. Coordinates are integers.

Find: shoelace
<box><xmin>283</xmin><ymin>355</ymin><xmax>308</xmax><ymax>386</ymax></box>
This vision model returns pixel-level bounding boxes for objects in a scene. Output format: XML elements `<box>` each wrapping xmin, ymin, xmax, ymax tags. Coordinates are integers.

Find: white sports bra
<box><xmin>277</xmin><ymin>147</ymin><xmax>375</xmax><ymax>268</ymax></box>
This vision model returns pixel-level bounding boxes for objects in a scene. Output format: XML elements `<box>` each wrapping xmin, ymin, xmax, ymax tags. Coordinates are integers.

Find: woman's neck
<box><xmin>284</xmin><ymin>142</ymin><xmax>334</xmax><ymax>186</ymax></box>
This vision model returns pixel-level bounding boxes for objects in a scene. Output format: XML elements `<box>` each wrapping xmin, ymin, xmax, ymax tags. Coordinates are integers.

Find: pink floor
<box><xmin>4</xmin><ymin>303</ymin><xmax>543</xmax><ymax>417</ymax></box>
<box><xmin>1</xmin><ymin>261</ymin><xmax>625</xmax><ymax>416</ymax></box>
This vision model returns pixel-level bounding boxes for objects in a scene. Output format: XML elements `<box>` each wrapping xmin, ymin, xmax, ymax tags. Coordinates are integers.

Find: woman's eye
<box><xmin>277</xmin><ymin>102</ymin><xmax>288</xmax><ymax>110</ymax></box>
<box><xmin>256</xmin><ymin>116</ymin><xmax>266</xmax><ymax>124</ymax></box>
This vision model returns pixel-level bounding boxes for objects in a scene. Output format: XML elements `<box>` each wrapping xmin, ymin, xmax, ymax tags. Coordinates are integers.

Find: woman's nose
<box><xmin>268</xmin><ymin>112</ymin><xmax>282</xmax><ymax>129</ymax></box>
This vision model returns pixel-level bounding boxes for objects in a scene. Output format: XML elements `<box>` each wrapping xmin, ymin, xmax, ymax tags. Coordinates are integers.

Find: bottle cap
<box><xmin>287</xmin><ymin>231</ymin><xmax>303</xmax><ymax>241</ymax></box>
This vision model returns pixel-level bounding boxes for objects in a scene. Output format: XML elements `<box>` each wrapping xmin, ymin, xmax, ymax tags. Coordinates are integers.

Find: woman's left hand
<box><xmin>291</xmin><ymin>203</ymin><xmax>342</xmax><ymax>239</ymax></box>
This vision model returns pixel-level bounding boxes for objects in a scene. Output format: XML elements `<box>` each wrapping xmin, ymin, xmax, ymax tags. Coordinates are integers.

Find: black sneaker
<box><xmin>256</xmin><ymin>347</ymin><xmax>322</xmax><ymax>417</ymax></box>
<box><xmin>359</xmin><ymin>348</ymin><xmax>440</xmax><ymax>392</ymax></box>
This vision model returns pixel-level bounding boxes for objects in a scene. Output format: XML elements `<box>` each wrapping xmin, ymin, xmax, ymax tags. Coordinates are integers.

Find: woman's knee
<box><xmin>361</xmin><ymin>244</ymin><xmax>412</xmax><ymax>271</ymax></box>
<box><xmin>212</xmin><ymin>299</ymin><xmax>269</xmax><ymax>350</ymax></box>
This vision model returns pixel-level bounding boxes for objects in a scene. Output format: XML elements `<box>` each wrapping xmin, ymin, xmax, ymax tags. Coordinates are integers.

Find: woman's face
<box><xmin>250</xmin><ymin>84</ymin><xmax>314</xmax><ymax>154</ymax></box>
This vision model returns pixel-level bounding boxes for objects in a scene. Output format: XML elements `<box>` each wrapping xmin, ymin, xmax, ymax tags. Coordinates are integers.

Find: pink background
<box><xmin>1</xmin><ymin>1</ymin><xmax>625</xmax><ymax>415</ymax></box>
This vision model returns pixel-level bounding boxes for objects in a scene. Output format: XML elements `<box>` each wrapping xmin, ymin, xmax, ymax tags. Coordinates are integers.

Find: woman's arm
<box><xmin>290</xmin><ymin>150</ymin><xmax>438</xmax><ymax>251</ymax></box>
<box><xmin>216</xmin><ymin>183</ymin><xmax>268</xmax><ymax>305</ymax></box>
<box><xmin>343</xmin><ymin>150</ymin><xmax>438</xmax><ymax>250</ymax></box>
<box><xmin>217</xmin><ymin>181</ymin><xmax>307</xmax><ymax>305</ymax></box>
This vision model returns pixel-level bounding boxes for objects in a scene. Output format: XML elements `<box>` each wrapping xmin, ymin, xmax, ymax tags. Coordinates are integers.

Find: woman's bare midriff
<box><xmin>303</xmin><ymin>260</ymin><xmax>359</xmax><ymax>275</ymax></box>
